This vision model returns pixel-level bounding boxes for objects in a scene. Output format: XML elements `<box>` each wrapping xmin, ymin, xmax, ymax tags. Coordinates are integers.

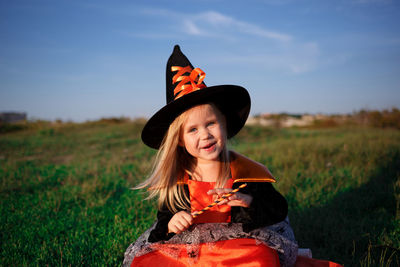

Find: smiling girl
<box><xmin>123</xmin><ymin>45</ymin><xmax>342</xmax><ymax>267</ymax></box>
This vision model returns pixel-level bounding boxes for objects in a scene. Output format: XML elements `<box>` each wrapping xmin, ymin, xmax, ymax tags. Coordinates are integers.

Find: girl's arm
<box><xmin>148</xmin><ymin>208</ymin><xmax>193</xmax><ymax>242</ymax></box>
<box><xmin>147</xmin><ymin>205</ymin><xmax>176</xmax><ymax>242</ymax></box>
<box><xmin>148</xmin><ymin>185</ymin><xmax>191</xmax><ymax>242</ymax></box>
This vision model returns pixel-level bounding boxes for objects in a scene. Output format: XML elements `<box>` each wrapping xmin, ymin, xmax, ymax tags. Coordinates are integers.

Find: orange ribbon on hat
<box><xmin>172</xmin><ymin>66</ymin><xmax>206</xmax><ymax>99</ymax></box>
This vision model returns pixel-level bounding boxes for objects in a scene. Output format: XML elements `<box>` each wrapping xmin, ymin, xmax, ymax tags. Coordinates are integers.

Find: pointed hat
<box><xmin>141</xmin><ymin>45</ymin><xmax>251</xmax><ymax>149</ymax></box>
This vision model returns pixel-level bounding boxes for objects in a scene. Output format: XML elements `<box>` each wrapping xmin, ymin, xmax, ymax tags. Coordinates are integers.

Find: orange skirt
<box><xmin>131</xmin><ymin>238</ymin><xmax>280</xmax><ymax>267</ymax></box>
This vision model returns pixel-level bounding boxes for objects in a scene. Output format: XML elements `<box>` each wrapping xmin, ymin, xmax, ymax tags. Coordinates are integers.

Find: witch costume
<box><xmin>123</xmin><ymin>45</ymin><xmax>343</xmax><ymax>267</ymax></box>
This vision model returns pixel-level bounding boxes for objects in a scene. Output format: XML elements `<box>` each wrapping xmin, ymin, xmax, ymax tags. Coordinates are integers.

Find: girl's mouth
<box><xmin>202</xmin><ymin>142</ymin><xmax>216</xmax><ymax>152</ymax></box>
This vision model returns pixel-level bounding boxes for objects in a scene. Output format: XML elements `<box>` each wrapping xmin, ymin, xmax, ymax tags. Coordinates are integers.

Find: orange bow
<box><xmin>171</xmin><ymin>66</ymin><xmax>206</xmax><ymax>99</ymax></box>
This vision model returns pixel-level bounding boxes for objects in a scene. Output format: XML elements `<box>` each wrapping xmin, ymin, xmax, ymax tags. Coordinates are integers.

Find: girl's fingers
<box><xmin>207</xmin><ymin>188</ymin><xmax>231</xmax><ymax>195</ymax></box>
<box><xmin>173</xmin><ymin>221</ymin><xmax>187</xmax><ymax>234</ymax></box>
<box><xmin>181</xmin><ymin>217</ymin><xmax>192</xmax><ymax>228</ymax></box>
<box><xmin>227</xmin><ymin>193</ymin><xmax>253</xmax><ymax>208</ymax></box>
<box><xmin>208</xmin><ymin>188</ymin><xmax>233</xmax><ymax>201</ymax></box>
<box><xmin>182</xmin><ymin>212</ymin><xmax>193</xmax><ymax>224</ymax></box>
<box><xmin>176</xmin><ymin>221</ymin><xmax>186</xmax><ymax>231</ymax></box>
<box><xmin>218</xmin><ymin>194</ymin><xmax>239</xmax><ymax>205</ymax></box>
<box><xmin>229</xmin><ymin>194</ymin><xmax>237</xmax><ymax>200</ymax></box>
<box><xmin>170</xmin><ymin>225</ymin><xmax>179</xmax><ymax>234</ymax></box>
<box><xmin>175</xmin><ymin>221</ymin><xmax>186</xmax><ymax>232</ymax></box>
<box><xmin>168</xmin><ymin>211</ymin><xmax>194</xmax><ymax>234</ymax></box>
<box><xmin>217</xmin><ymin>199</ymin><xmax>228</xmax><ymax>205</ymax></box>
<box><xmin>177</xmin><ymin>213</ymin><xmax>193</xmax><ymax>229</ymax></box>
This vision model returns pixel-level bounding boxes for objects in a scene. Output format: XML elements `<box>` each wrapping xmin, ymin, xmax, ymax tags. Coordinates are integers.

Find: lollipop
<box><xmin>191</xmin><ymin>177</ymin><xmax>276</xmax><ymax>218</ymax></box>
<box><xmin>191</xmin><ymin>183</ymin><xmax>247</xmax><ymax>218</ymax></box>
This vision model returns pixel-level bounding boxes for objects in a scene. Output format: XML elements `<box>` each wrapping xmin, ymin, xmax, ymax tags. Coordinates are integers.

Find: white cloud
<box><xmin>197</xmin><ymin>11</ymin><xmax>234</xmax><ymax>26</ymax></box>
<box><xmin>195</xmin><ymin>11</ymin><xmax>292</xmax><ymax>42</ymax></box>
<box><xmin>235</xmin><ymin>20</ymin><xmax>292</xmax><ymax>42</ymax></box>
<box><xmin>183</xmin><ymin>20</ymin><xmax>204</xmax><ymax>35</ymax></box>
<box><xmin>135</xmin><ymin>8</ymin><xmax>321</xmax><ymax>74</ymax></box>
<box><xmin>139</xmin><ymin>8</ymin><xmax>292</xmax><ymax>42</ymax></box>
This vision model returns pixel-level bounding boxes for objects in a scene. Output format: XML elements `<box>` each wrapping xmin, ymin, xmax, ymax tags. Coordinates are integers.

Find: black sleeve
<box><xmin>147</xmin><ymin>185</ymin><xmax>190</xmax><ymax>243</ymax></box>
<box><xmin>231</xmin><ymin>182</ymin><xmax>288</xmax><ymax>232</ymax></box>
<box><xmin>147</xmin><ymin>204</ymin><xmax>176</xmax><ymax>243</ymax></box>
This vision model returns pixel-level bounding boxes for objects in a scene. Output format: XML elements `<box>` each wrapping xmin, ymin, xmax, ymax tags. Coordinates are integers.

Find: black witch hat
<box><xmin>141</xmin><ymin>45</ymin><xmax>251</xmax><ymax>149</ymax></box>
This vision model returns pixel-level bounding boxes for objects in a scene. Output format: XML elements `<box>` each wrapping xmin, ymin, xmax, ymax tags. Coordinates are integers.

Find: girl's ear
<box><xmin>178</xmin><ymin>127</ymin><xmax>185</xmax><ymax>147</ymax></box>
<box><xmin>178</xmin><ymin>139</ymin><xmax>184</xmax><ymax>147</ymax></box>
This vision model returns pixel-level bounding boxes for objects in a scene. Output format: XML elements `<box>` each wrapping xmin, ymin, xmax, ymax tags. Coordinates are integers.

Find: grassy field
<box><xmin>0</xmin><ymin>121</ymin><xmax>399</xmax><ymax>266</ymax></box>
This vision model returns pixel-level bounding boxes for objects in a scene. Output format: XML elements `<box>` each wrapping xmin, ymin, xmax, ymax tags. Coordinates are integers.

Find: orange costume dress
<box><xmin>123</xmin><ymin>152</ymin><xmax>343</xmax><ymax>267</ymax></box>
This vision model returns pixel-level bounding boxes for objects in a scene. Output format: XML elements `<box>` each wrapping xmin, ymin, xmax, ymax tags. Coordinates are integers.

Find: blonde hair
<box><xmin>136</xmin><ymin>103</ymin><xmax>231</xmax><ymax>213</ymax></box>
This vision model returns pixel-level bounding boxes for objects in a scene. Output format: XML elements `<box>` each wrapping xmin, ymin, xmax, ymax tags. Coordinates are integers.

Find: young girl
<box><xmin>123</xmin><ymin>45</ymin><xmax>343</xmax><ymax>267</ymax></box>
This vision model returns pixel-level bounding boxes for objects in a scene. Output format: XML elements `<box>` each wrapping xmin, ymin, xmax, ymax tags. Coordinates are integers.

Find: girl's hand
<box><xmin>168</xmin><ymin>211</ymin><xmax>193</xmax><ymax>234</ymax></box>
<box><xmin>207</xmin><ymin>188</ymin><xmax>253</xmax><ymax>208</ymax></box>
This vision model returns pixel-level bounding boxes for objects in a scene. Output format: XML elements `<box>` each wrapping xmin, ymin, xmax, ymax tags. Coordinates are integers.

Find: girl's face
<box><xmin>180</xmin><ymin>104</ymin><xmax>226</xmax><ymax>164</ymax></box>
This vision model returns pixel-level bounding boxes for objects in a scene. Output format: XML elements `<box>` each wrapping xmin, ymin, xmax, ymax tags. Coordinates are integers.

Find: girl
<box><xmin>124</xmin><ymin>45</ymin><xmax>342</xmax><ymax>267</ymax></box>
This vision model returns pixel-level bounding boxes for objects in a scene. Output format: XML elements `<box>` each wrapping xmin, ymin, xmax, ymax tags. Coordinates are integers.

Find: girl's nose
<box><xmin>200</xmin><ymin>128</ymin><xmax>211</xmax><ymax>139</ymax></box>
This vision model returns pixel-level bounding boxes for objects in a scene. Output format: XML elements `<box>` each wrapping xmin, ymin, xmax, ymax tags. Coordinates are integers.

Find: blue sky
<box><xmin>1</xmin><ymin>0</ymin><xmax>399</xmax><ymax>121</ymax></box>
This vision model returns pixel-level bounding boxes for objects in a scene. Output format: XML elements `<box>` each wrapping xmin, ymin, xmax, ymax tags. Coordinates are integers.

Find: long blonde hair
<box><xmin>136</xmin><ymin>103</ymin><xmax>231</xmax><ymax>213</ymax></box>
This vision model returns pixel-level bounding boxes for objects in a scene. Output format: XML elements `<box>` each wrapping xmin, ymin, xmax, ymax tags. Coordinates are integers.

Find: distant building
<box><xmin>246</xmin><ymin>113</ymin><xmax>317</xmax><ymax>127</ymax></box>
<box><xmin>0</xmin><ymin>112</ymin><xmax>27</xmax><ymax>123</ymax></box>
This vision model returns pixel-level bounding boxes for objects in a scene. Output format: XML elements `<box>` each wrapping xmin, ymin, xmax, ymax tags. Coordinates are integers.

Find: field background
<box><xmin>0</xmin><ymin>120</ymin><xmax>399</xmax><ymax>266</ymax></box>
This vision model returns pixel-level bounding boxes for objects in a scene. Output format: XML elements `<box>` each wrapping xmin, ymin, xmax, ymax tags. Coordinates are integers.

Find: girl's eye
<box><xmin>189</xmin><ymin>127</ymin><xmax>197</xmax><ymax>133</ymax></box>
<box><xmin>207</xmin><ymin>121</ymin><xmax>216</xmax><ymax>127</ymax></box>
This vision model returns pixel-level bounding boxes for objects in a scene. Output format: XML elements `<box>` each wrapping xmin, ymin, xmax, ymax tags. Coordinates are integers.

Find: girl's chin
<box><xmin>198</xmin><ymin>148</ymin><xmax>222</xmax><ymax>161</ymax></box>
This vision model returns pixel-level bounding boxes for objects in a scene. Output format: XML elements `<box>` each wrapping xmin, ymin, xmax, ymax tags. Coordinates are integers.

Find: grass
<box><xmin>0</xmin><ymin>121</ymin><xmax>399</xmax><ymax>266</ymax></box>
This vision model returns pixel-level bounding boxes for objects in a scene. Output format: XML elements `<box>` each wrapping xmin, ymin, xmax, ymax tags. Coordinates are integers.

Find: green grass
<box><xmin>1</xmin><ymin>122</ymin><xmax>399</xmax><ymax>266</ymax></box>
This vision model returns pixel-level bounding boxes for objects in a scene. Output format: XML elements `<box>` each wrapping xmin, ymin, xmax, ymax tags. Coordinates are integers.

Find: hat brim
<box><xmin>141</xmin><ymin>85</ymin><xmax>250</xmax><ymax>149</ymax></box>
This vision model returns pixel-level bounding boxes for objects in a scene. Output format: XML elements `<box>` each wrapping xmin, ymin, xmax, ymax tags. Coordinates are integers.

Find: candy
<box><xmin>191</xmin><ymin>183</ymin><xmax>247</xmax><ymax>218</ymax></box>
